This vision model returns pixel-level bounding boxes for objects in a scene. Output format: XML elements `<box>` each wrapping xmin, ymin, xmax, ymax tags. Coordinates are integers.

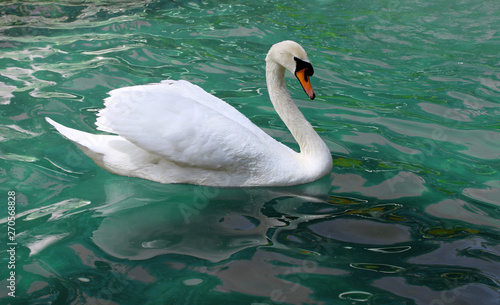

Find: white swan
<box><xmin>46</xmin><ymin>40</ymin><xmax>332</xmax><ymax>187</ymax></box>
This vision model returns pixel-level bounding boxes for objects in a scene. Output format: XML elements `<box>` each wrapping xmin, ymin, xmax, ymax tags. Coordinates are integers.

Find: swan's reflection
<box><xmin>92</xmin><ymin>176</ymin><xmax>332</xmax><ymax>263</ymax></box>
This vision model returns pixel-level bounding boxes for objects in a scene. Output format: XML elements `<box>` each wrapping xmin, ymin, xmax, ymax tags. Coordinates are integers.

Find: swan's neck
<box><xmin>266</xmin><ymin>61</ymin><xmax>331</xmax><ymax>165</ymax></box>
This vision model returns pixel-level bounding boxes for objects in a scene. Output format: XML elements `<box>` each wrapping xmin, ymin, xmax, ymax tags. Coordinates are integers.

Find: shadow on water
<box><xmin>91</xmin><ymin>175</ymin><xmax>333</xmax><ymax>263</ymax></box>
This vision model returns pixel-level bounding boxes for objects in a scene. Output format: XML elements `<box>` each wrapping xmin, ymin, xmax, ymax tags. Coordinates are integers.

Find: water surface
<box><xmin>1</xmin><ymin>0</ymin><xmax>499</xmax><ymax>304</ymax></box>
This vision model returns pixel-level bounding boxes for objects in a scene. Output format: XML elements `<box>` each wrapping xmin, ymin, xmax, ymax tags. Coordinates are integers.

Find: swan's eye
<box><xmin>294</xmin><ymin>57</ymin><xmax>314</xmax><ymax>77</ymax></box>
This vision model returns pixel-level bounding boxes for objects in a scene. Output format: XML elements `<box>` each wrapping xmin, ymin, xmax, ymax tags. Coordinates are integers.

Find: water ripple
<box><xmin>1</xmin><ymin>1</ymin><xmax>499</xmax><ymax>304</ymax></box>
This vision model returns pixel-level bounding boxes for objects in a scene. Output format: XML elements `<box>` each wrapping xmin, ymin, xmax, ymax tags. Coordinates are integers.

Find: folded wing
<box><xmin>95</xmin><ymin>80</ymin><xmax>281</xmax><ymax>171</ymax></box>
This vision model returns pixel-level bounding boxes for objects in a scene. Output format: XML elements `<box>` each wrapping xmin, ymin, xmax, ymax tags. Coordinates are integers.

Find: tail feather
<box><xmin>45</xmin><ymin>117</ymin><xmax>156</xmax><ymax>176</ymax></box>
<box><xmin>46</xmin><ymin>117</ymin><xmax>107</xmax><ymax>151</ymax></box>
<box><xmin>45</xmin><ymin>117</ymin><xmax>109</xmax><ymax>167</ymax></box>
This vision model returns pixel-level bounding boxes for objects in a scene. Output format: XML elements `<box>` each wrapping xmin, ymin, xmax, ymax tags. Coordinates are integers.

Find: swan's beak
<box><xmin>295</xmin><ymin>69</ymin><xmax>316</xmax><ymax>100</ymax></box>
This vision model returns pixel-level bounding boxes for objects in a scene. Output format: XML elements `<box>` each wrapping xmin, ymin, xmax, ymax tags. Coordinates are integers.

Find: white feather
<box><xmin>46</xmin><ymin>41</ymin><xmax>332</xmax><ymax>187</ymax></box>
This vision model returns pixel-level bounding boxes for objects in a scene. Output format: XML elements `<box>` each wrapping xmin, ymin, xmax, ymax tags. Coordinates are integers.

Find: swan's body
<box><xmin>46</xmin><ymin>41</ymin><xmax>332</xmax><ymax>187</ymax></box>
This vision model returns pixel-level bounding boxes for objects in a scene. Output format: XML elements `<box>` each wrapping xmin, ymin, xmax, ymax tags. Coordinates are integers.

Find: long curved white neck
<box><xmin>265</xmin><ymin>60</ymin><xmax>331</xmax><ymax>164</ymax></box>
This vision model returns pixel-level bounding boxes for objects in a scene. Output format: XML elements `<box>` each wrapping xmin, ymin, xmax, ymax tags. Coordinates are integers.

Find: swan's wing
<box><xmin>95</xmin><ymin>80</ymin><xmax>282</xmax><ymax>170</ymax></box>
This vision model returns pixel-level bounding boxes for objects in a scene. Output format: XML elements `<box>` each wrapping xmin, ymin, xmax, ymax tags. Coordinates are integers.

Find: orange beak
<box><xmin>295</xmin><ymin>68</ymin><xmax>316</xmax><ymax>100</ymax></box>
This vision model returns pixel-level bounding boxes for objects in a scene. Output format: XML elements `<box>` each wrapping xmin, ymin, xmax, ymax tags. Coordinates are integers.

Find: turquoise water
<box><xmin>1</xmin><ymin>0</ymin><xmax>500</xmax><ymax>304</ymax></box>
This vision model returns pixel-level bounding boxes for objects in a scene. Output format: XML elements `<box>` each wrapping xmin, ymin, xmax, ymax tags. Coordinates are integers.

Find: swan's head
<box><xmin>266</xmin><ymin>40</ymin><xmax>316</xmax><ymax>100</ymax></box>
